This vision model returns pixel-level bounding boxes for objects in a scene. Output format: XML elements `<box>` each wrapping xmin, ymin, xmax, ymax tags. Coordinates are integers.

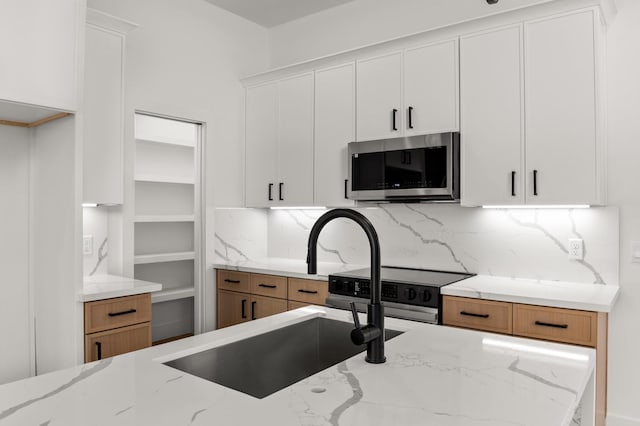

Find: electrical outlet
<box><xmin>568</xmin><ymin>238</ymin><xmax>583</xmax><ymax>260</ymax></box>
<box><xmin>631</xmin><ymin>241</ymin><xmax>640</xmax><ymax>263</ymax></box>
<box><xmin>83</xmin><ymin>235</ymin><xmax>93</xmax><ymax>255</ymax></box>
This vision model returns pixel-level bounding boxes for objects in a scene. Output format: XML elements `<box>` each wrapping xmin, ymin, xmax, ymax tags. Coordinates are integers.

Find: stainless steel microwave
<box><xmin>347</xmin><ymin>132</ymin><xmax>460</xmax><ymax>202</ymax></box>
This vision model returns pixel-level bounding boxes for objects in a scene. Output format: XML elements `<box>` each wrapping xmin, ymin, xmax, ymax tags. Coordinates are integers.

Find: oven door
<box><xmin>348</xmin><ymin>133</ymin><xmax>459</xmax><ymax>201</ymax></box>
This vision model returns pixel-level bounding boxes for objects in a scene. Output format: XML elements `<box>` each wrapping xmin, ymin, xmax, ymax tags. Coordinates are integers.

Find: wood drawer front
<box><xmin>288</xmin><ymin>300</ymin><xmax>311</xmax><ymax>311</ymax></box>
<box><xmin>443</xmin><ymin>296</ymin><xmax>513</xmax><ymax>334</ymax></box>
<box><xmin>251</xmin><ymin>294</ymin><xmax>287</xmax><ymax>320</ymax></box>
<box><xmin>85</xmin><ymin>294</ymin><xmax>151</xmax><ymax>334</ymax></box>
<box><xmin>250</xmin><ymin>273</ymin><xmax>287</xmax><ymax>299</ymax></box>
<box><xmin>84</xmin><ymin>323</ymin><xmax>151</xmax><ymax>363</ymax></box>
<box><xmin>513</xmin><ymin>304</ymin><xmax>597</xmax><ymax>347</ymax></box>
<box><xmin>217</xmin><ymin>289</ymin><xmax>251</xmax><ymax>329</ymax></box>
<box><xmin>288</xmin><ymin>278</ymin><xmax>328</xmax><ymax>305</ymax></box>
<box><xmin>217</xmin><ymin>270</ymin><xmax>250</xmax><ymax>293</ymax></box>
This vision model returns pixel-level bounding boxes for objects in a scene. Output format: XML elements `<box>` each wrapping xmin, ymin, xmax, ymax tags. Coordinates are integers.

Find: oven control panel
<box><xmin>328</xmin><ymin>276</ymin><xmax>438</xmax><ymax>308</ymax></box>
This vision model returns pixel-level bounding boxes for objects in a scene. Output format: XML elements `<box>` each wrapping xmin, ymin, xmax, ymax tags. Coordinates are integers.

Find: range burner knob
<box><xmin>422</xmin><ymin>289</ymin><xmax>432</xmax><ymax>302</ymax></box>
<box><xmin>405</xmin><ymin>288</ymin><xmax>417</xmax><ymax>300</ymax></box>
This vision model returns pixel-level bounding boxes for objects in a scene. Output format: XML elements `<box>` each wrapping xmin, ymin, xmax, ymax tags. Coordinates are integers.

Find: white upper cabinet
<box><xmin>356</xmin><ymin>40</ymin><xmax>459</xmax><ymax>142</ymax></box>
<box><xmin>245</xmin><ymin>73</ymin><xmax>314</xmax><ymax>207</ymax></box>
<box><xmin>461</xmin><ymin>9</ymin><xmax>604</xmax><ymax>206</ymax></box>
<box><xmin>314</xmin><ymin>63</ymin><xmax>356</xmax><ymax>207</ymax></box>
<box><xmin>404</xmin><ymin>39</ymin><xmax>459</xmax><ymax>136</ymax></box>
<box><xmin>356</xmin><ymin>52</ymin><xmax>403</xmax><ymax>141</ymax></box>
<box><xmin>245</xmin><ymin>82</ymin><xmax>278</xmax><ymax>208</ymax></box>
<box><xmin>83</xmin><ymin>10</ymin><xmax>136</xmax><ymax>205</ymax></box>
<box><xmin>0</xmin><ymin>0</ymin><xmax>82</xmax><ymax>113</ymax></box>
<box><xmin>460</xmin><ymin>25</ymin><xmax>524</xmax><ymax>206</ymax></box>
<box><xmin>277</xmin><ymin>73</ymin><xmax>314</xmax><ymax>206</ymax></box>
<box><xmin>524</xmin><ymin>10</ymin><xmax>600</xmax><ymax>205</ymax></box>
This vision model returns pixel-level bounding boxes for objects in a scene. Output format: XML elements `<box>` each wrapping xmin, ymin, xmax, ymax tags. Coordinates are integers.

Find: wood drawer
<box><xmin>443</xmin><ymin>296</ymin><xmax>512</xmax><ymax>334</ymax></box>
<box><xmin>250</xmin><ymin>273</ymin><xmax>287</xmax><ymax>299</ymax></box>
<box><xmin>287</xmin><ymin>278</ymin><xmax>328</xmax><ymax>305</ymax></box>
<box><xmin>217</xmin><ymin>269</ymin><xmax>250</xmax><ymax>293</ymax></box>
<box><xmin>513</xmin><ymin>304</ymin><xmax>597</xmax><ymax>347</ymax></box>
<box><xmin>84</xmin><ymin>322</ymin><xmax>151</xmax><ymax>363</ymax></box>
<box><xmin>288</xmin><ymin>300</ymin><xmax>311</xmax><ymax>311</ymax></box>
<box><xmin>84</xmin><ymin>293</ymin><xmax>151</xmax><ymax>334</ymax></box>
<box><xmin>251</xmin><ymin>294</ymin><xmax>287</xmax><ymax>320</ymax></box>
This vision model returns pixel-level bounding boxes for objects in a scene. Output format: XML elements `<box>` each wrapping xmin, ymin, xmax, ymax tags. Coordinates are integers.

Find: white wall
<box><xmin>604</xmin><ymin>1</ymin><xmax>640</xmax><ymax>424</ymax></box>
<box><xmin>87</xmin><ymin>0</ymin><xmax>269</xmax><ymax>331</ymax></box>
<box><xmin>0</xmin><ymin>126</ymin><xmax>33</xmax><ymax>384</ymax></box>
<box><xmin>82</xmin><ymin>206</ymin><xmax>108</xmax><ymax>276</ymax></box>
<box><xmin>268</xmin><ymin>0</ymin><xmax>551</xmax><ymax>67</ymax></box>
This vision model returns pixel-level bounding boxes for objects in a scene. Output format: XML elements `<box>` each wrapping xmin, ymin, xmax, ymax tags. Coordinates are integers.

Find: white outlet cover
<box><xmin>568</xmin><ymin>238</ymin><xmax>583</xmax><ymax>260</ymax></box>
<box><xmin>631</xmin><ymin>241</ymin><xmax>640</xmax><ymax>263</ymax></box>
<box><xmin>83</xmin><ymin>235</ymin><xmax>93</xmax><ymax>255</ymax></box>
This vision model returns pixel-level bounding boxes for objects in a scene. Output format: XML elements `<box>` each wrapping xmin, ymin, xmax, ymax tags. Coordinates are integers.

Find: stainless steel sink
<box><xmin>163</xmin><ymin>317</ymin><xmax>403</xmax><ymax>398</ymax></box>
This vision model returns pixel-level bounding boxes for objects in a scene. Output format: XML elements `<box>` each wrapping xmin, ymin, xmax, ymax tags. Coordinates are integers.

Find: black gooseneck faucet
<box><xmin>307</xmin><ymin>208</ymin><xmax>385</xmax><ymax>364</ymax></box>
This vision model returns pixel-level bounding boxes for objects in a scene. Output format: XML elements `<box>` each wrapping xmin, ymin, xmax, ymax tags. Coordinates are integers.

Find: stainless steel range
<box><xmin>327</xmin><ymin>266</ymin><xmax>473</xmax><ymax>324</ymax></box>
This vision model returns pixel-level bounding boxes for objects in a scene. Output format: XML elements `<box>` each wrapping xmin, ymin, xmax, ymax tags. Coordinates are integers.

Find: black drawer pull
<box><xmin>224</xmin><ymin>279</ymin><xmax>240</xmax><ymax>284</ymax></box>
<box><xmin>533</xmin><ymin>169</ymin><xmax>538</xmax><ymax>196</ymax></box>
<box><xmin>298</xmin><ymin>289</ymin><xmax>318</xmax><ymax>294</ymax></box>
<box><xmin>408</xmin><ymin>106</ymin><xmax>414</xmax><ymax>129</ymax></box>
<box><xmin>460</xmin><ymin>311</ymin><xmax>489</xmax><ymax>319</ymax></box>
<box><xmin>96</xmin><ymin>342</ymin><xmax>102</xmax><ymax>360</ymax></box>
<box><xmin>344</xmin><ymin>179</ymin><xmax>348</xmax><ymax>199</ymax></box>
<box><xmin>251</xmin><ymin>301</ymin><xmax>257</xmax><ymax>320</ymax></box>
<box><xmin>279</xmin><ymin>182</ymin><xmax>284</xmax><ymax>201</ymax></box>
<box><xmin>268</xmin><ymin>183</ymin><xmax>273</xmax><ymax>201</ymax></box>
<box><xmin>534</xmin><ymin>320</ymin><xmax>568</xmax><ymax>329</ymax></box>
<box><xmin>241</xmin><ymin>299</ymin><xmax>247</xmax><ymax>319</ymax></box>
<box><xmin>108</xmin><ymin>309</ymin><xmax>136</xmax><ymax>317</ymax></box>
<box><xmin>392</xmin><ymin>108</ymin><xmax>398</xmax><ymax>131</ymax></box>
<box><xmin>258</xmin><ymin>283</ymin><xmax>277</xmax><ymax>289</ymax></box>
<box><xmin>511</xmin><ymin>171</ymin><xmax>516</xmax><ymax>197</ymax></box>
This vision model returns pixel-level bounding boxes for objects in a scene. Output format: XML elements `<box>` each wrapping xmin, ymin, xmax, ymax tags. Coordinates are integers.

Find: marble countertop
<box><xmin>443</xmin><ymin>274</ymin><xmax>620</xmax><ymax>312</ymax></box>
<box><xmin>213</xmin><ymin>257</ymin><xmax>364</xmax><ymax>280</ymax></box>
<box><xmin>214</xmin><ymin>258</ymin><xmax>619</xmax><ymax>312</ymax></box>
<box><xmin>79</xmin><ymin>274</ymin><xmax>163</xmax><ymax>302</ymax></box>
<box><xmin>0</xmin><ymin>306</ymin><xmax>596</xmax><ymax>426</ymax></box>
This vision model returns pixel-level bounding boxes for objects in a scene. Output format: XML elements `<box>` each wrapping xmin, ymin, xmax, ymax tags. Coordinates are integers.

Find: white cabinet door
<box><xmin>0</xmin><ymin>0</ymin><xmax>81</xmax><ymax>111</ymax></box>
<box><xmin>245</xmin><ymin>83</ymin><xmax>278</xmax><ymax>207</ymax></box>
<box><xmin>404</xmin><ymin>39</ymin><xmax>459</xmax><ymax>136</ymax></box>
<box><xmin>277</xmin><ymin>73</ymin><xmax>314</xmax><ymax>206</ymax></box>
<box><xmin>314</xmin><ymin>63</ymin><xmax>355</xmax><ymax>207</ymax></box>
<box><xmin>83</xmin><ymin>24</ymin><xmax>124</xmax><ymax>205</ymax></box>
<box><xmin>460</xmin><ymin>25</ymin><xmax>524</xmax><ymax>206</ymax></box>
<box><xmin>524</xmin><ymin>10</ymin><xmax>598</xmax><ymax>205</ymax></box>
<box><xmin>356</xmin><ymin>52</ymin><xmax>402</xmax><ymax>141</ymax></box>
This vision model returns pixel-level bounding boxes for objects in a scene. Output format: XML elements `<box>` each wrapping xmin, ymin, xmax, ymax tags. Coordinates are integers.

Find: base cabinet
<box><xmin>216</xmin><ymin>270</ymin><xmax>327</xmax><ymax>329</ymax></box>
<box><xmin>84</xmin><ymin>293</ymin><xmax>152</xmax><ymax>362</ymax></box>
<box><xmin>443</xmin><ymin>295</ymin><xmax>608</xmax><ymax>426</ymax></box>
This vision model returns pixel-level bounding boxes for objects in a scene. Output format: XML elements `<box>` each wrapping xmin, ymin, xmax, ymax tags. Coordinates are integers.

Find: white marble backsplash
<box><xmin>82</xmin><ymin>206</ymin><xmax>109</xmax><ymax>276</ymax></box>
<box><xmin>214</xmin><ymin>204</ymin><xmax>619</xmax><ymax>285</ymax></box>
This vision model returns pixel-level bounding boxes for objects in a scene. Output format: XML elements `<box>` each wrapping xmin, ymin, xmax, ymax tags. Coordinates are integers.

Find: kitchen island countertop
<box><xmin>0</xmin><ymin>306</ymin><xmax>595</xmax><ymax>426</ymax></box>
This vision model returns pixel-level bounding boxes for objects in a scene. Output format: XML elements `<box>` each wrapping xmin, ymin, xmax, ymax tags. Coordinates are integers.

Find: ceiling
<box><xmin>204</xmin><ymin>0</ymin><xmax>355</xmax><ymax>28</ymax></box>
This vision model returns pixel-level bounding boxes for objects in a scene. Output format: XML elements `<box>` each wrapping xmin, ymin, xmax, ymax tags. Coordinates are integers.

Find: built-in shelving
<box><xmin>133</xmin><ymin>113</ymin><xmax>202</xmax><ymax>344</ymax></box>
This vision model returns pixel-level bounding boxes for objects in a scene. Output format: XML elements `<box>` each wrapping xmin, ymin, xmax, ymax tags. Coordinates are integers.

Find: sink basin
<box><xmin>163</xmin><ymin>317</ymin><xmax>403</xmax><ymax>398</ymax></box>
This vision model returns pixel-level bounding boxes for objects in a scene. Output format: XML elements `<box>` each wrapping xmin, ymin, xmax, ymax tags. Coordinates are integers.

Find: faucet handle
<box><xmin>349</xmin><ymin>302</ymin><xmax>361</xmax><ymax>329</ymax></box>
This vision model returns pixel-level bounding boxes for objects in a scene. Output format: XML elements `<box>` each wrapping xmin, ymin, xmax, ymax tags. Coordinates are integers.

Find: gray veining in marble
<box><xmin>215</xmin><ymin>233</ymin><xmax>249</xmax><ymax>261</ymax></box>
<box><xmin>0</xmin><ymin>358</ymin><xmax>112</xmax><ymax>421</ymax></box>
<box><xmin>114</xmin><ymin>406</ymin><xmax>132</xmax><ymax>416</ymax></box>
<box><xmin>329</xmin><ymin>362</ymin><xmax>363</xmax><ymax>426</ymax></box>
<box><xmin>89</xmin><ymin>237</ymin><xmax>108</xmax><ymax>276</ymax></box>
<box><xmin>508</xmin><ymin>358</ymin><xmax>577</xmax><ymax>396</ymax></box>
<box><xmin>190</xmin><ymin>408</ymin><xmax>207</xmax><ymax>423</ymax></box>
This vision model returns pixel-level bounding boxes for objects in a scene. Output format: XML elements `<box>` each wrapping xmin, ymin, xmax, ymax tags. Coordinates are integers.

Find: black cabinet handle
<box><xmin>298</xmin><ymin>289</ymin><xmax>318</xmax><ymax>294</ymax></box>
<box><xmin>511</xmin><ymin>171</ymin><xmax>516</xmax><ymax>197</ymax></box>
<box><xmin>108</xmin><ymin>309</ymin><xmax>136</xmax><ymax>317</ymax></box>
<box><xmin>408</xmin><ymin>106</ymin><xmax>414</xmax><ymax>129</ymax></box>
<box><xmin>392</xmin><ymin>108</ymin><xmax>398</xmax><ymax>131</ymax></box>
<box><xmin>534</xmin><ymin>320</ymin><xmax>568</xmax><ymax>329</ymax></box>
<box><xmin>279</xmin><ymin>182</ymin><xmax>284</xmax><ymax>201</ymax></box>
<box><xmin>460</xmin><ymin>311</ymin><xmax>489</xmax><ymax>319</ymax></box>
<box><xmin>224</xmin><ymin>279</ymin><xmax>240</xmax><ymax>284</ymax></box>
<box><xmin>344</xmin><ymin>179</ymin><xmax>348</xmax><ymax>199</ymax></box>
<box><xmin>251</xmin><ymin>301</ymin><xmax>256</xmax><ymax>320</ymax></box>
<box><xmin>241</xmin><ymin>299</ymin><xmax>247</xmax><ymax>319</ymax></box>
<box><xmin>96</xmin><ymin>342</ymin><xmax>102</xmax><ymax>360</ymax></box>
<box><xmin>268</xmin><ymin>183</ymin><xmax>273</xmax><ymax>201</ymax></box>
<box><xmin>533</xmin><ymin>170</ymin><xmax>538</xmax><ymax>196</ymax></box>
<box><xmin>258</xmin><ymin>283</ymin><xmax>277</xmax><ymax>289</ymax></box>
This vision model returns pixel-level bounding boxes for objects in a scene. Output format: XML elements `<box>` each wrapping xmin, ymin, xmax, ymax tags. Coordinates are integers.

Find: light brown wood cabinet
<box><xmin>84</xmin><ymin>293</ymin><xmax>152</xmax><ymax>362</ymax></box>
<box><xmin>443</xmin><ymin>295</ymin><xmax>608</xmax><ymax>426</ymax></box>
<box><xmin>216</xmin><ymin>269</ymin><xmax>327</xmax><ymax>329</ymax></box>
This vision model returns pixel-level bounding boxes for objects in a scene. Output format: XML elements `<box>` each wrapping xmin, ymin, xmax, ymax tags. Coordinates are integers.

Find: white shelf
<box><xmin>134</xmin><ymin>215</ymin><xmax>194</xmax><ymax>223</ymax></box>
<box><xmin>134</xmin><ymin>175</ymin><xmax>195</xmax><ymax>185</ymax></box>
<box><xmin>134</xmin><ymin>251</ymin><xmax>195</xmax><ymax>264</ymax></box>
<box><xmin>151</xmin><ymin>286</ymin><xmax>196</xmax><ymax>303</ymax></box>
<box><xmin>135</xmin><ymin>137</ymin><xmax>195</xmax><ymax>148</ymax></box>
